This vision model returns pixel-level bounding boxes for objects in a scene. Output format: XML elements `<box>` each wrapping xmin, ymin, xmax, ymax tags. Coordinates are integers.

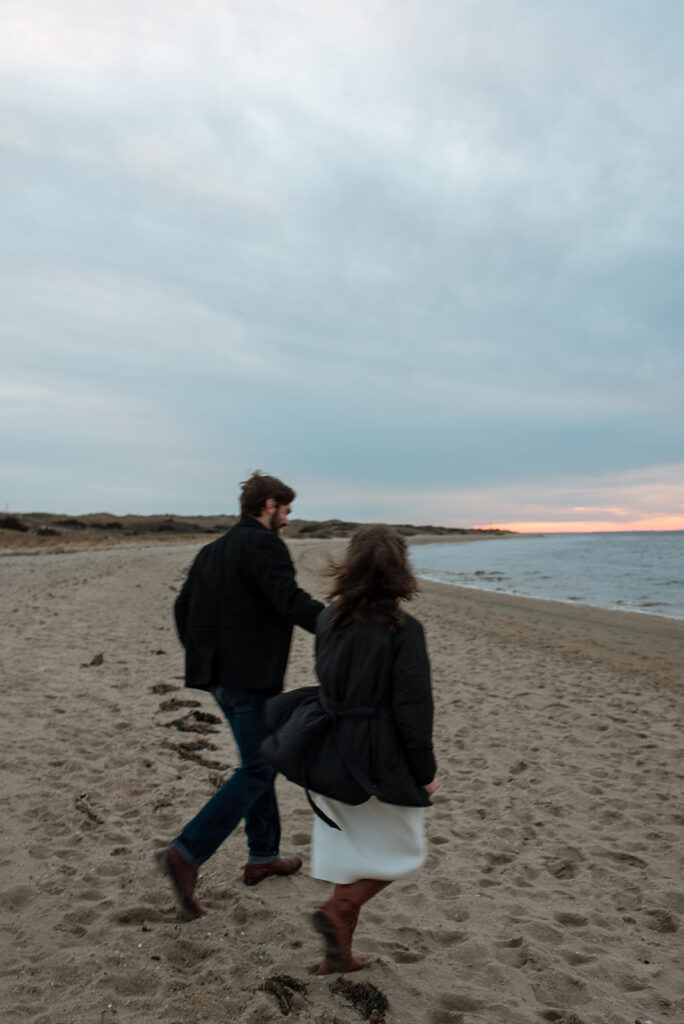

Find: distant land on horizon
<box><xmin>0</xmin><ymin>510</ymin><xmax>514</xmax><ymax>545</ymax></box>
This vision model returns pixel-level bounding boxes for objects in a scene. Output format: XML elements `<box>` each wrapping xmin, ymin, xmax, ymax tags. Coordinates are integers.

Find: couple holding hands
<box><xmin>156</xmin><ymin>471</ymin><xmax>437</xmax><ymax>975</ymax></box>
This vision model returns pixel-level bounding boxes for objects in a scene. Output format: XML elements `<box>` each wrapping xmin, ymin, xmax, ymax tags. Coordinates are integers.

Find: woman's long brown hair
<box><xmin>326</xmin><ymin>525</ymin><xmax>418</xmax><ymax>633</ymax></box>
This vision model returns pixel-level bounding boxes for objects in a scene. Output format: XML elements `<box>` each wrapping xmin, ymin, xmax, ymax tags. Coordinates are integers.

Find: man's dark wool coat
<box><xmin>174</xmin><ymin>516</ymin><xmax>323</xmax><ymax>691</ymax></box>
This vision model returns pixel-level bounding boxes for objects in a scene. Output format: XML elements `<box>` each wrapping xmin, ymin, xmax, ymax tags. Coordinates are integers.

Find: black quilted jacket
<box><xmin>262</xmin><ymin>604</ymin><xmax>436</xmax><ymax>807</ymax></box>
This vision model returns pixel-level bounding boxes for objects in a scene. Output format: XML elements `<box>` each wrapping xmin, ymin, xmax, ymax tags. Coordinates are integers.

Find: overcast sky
<box><xmin>2</xmin><ymin>0</ymin><xmax>683</xmax><ymax>531</ymax></box>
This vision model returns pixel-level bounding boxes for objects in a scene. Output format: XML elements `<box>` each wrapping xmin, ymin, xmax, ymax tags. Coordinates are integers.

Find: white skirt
<box><xmin>310</xmin><ymin>794</ymin><xmax>426</xmax><ymax>884</ymax></box>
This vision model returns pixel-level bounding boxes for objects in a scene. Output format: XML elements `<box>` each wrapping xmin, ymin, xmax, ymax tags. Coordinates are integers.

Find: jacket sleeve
<box><xmin>391</xmin><ymin>617</ymin><xmax>436</xmax><ymax>786</ymax></box>
<box><xmin>251</xmin><ymin>532</ymin><xmax>324</xmax><ymax>632</ymax></box>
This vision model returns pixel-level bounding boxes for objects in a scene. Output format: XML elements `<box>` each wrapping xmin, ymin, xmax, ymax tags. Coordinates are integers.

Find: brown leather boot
<box><xmin>313</xmin><ymin>879</ymin><xmax>389</xmax><ymax>974</ymax></box>
<box><xmin>155</xmin><ymin>845</ymin><xmax>204</xmax><ymax>918</ymax></box>
<box><xmin>242</xmin><ymin>855</ymin><xmax>302</xmax><ymax>886</ymax></box>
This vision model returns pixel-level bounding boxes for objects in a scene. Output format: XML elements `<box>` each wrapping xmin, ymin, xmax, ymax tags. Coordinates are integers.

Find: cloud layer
<box><xmin>2</xmin><ymin>1</ymin><xmax>683</xmax><ymax>528</ymax></box>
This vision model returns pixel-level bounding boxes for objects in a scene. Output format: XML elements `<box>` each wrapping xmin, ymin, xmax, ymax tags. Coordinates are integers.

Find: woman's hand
<box><xmin>423</xmin><ymin>778</ymin><xmax>440</xmax><ymax>796</ymax></box>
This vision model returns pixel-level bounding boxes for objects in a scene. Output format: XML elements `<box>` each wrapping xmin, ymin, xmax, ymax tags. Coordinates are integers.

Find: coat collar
<box><xmin>239</xmin><ymin>514</ymin><xmax>269</xmax><ymax>531</ymax></box>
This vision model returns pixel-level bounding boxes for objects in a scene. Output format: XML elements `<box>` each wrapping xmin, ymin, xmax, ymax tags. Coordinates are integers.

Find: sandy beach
<box><xmin>1</xmin><ymin>535</ymin><xmax>682</xmax><ymax>1024</ymax></box>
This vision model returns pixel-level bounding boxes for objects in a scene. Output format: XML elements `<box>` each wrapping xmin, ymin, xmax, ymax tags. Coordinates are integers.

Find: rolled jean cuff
<box><xmin>247</xmin><ymin>852</ymin><xmax>280</xmax><ymax>865</ymax></box>
<box><xmin>171</xmin><ymin>838</ymin><xmax>202</xmax><ymax>871</ymax></box>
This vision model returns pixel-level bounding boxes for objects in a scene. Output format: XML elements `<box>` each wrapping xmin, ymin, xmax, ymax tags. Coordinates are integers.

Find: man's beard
<box><xmin>267</xmin><ymin>507</ymin><xmax>283</xmax><ymax>534</ymax></box>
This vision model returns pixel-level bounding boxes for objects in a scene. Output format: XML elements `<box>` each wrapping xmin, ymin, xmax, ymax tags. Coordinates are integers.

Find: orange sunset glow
<box><xmin>475</xmin><ymin>515</ymin><xmax>684</xmax><ymax>534</ymax></box>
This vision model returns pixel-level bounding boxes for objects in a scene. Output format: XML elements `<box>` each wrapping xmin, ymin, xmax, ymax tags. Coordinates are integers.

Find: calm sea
<box><xmin>410</xmin><ymin>531</ymin><xmax>684</xmax><ymax>620</ymax></box>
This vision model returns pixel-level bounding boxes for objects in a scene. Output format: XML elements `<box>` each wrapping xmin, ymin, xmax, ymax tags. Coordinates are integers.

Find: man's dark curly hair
<box><xmin>326</xmin><ymin>525</ymin><xmax>417</xmax><ymax>633</ymax></box>
<box><xmin>239</xmin><ymin>471</ymin><xmax>295</xmax><ymax>517</ymax></box>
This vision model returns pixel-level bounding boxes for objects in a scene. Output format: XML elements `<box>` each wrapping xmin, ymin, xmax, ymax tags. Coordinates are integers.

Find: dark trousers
<box><xmin>172</xmin><ymin>687</ymin><xmax>281</xmax><ymax>868</ymax></box>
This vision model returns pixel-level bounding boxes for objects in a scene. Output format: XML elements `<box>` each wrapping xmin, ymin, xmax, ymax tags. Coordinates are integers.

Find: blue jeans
<box><xmin>172</xmin><ymin>687</ymin><xmax>281</xmax><ymax>869</ymax></box>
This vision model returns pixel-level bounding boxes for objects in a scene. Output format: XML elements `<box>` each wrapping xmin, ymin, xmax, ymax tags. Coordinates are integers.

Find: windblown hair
<box><xmin>239</xmin><ymin>471</ymin><xmax>295</xmax><ymax>517</ymax></box>
<box><xmin>326</xmin><ymin>525</ymin><xmax>418</xmax><ymax>633</ymax></box>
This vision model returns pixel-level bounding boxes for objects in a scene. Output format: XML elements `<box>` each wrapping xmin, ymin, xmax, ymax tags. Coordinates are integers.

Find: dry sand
<box><xmin>1</xmin><ymin>536</ymin><xmax>682</xmax><ymax>1024</ymax></box>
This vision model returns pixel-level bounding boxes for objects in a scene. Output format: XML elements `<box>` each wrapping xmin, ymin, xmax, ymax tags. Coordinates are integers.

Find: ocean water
<box><xmin>410</xmin><ymin>531</ymin><xmax>684</xmax><ymax>620</ymax></box>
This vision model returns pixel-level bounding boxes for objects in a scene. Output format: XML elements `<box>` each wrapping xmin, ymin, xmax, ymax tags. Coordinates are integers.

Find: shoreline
<box><xmin>409</xmin><ymin>532</ymin><xmax>684</xmax><ymax>625</ymax></box>
<box><xmin>4</xmin><ymin>530</ymin><xmax>680</xmax><ymax>628</ymax></box>
<box><xmin>415</xmin><ymin>572</ymin><xmax>684</xmax><ymax>624</ymax></box>
<box><xmin>414</xmin><ymin>575</ymin><xmax>683</xmax><ymax>691</ymax></box>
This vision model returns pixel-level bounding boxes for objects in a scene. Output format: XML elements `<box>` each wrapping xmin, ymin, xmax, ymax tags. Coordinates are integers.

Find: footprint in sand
<box><xmin>396</xmin><ymin>881</ymin><xmax>419</xmax><ymax>894</ymax></box>
<box><xmin>481</xmin><ymin>850</ymin><xmax>517</xmax><ymax>875</ymax></box>
<box><xmin>428</xmin><ymin>928</ymin><xmax>468</xmax><ymax>948</ymax></box>
<box><xmin>379</xmin><ymin>924</ymin><xmax>430</xmax><ymax>955</ymax></box>
<box><xmin>601</xmin><ymin>848</ymin><xmax>648</xmax><ymax>869</ymax></box>
<box><xmin>618</xmin><ymin>971</ymin><xmax>649</xmax><ymax>992</ymax></box>
<box><xmin>661</xmin><ymin>889</ymin><xmax>684</xmax><ymax>913</ymax></box>
<box><xmin>530</xmin><ymin>969</ymin><xmax>589</xmax><ymax>1007</ymax></box>
<box><xmin>563</xmin><ymin>950</ymin><xmax>596</xmax><ymax>966</ymax></box>
<box><xmin>60</xmin><ymin>906</ymin><xmax>101</xmax><ymax>930</ymax></box>
<box><xmin>98</xmin><ymin>861</ymin><xmax>128</xmax><ymax>878</ymax></box>
<box><xmin>442</xmin><ymin>904</ymin><xmax>469</xmax><ymax>923</ymax></box>
<box><xmin>115</xmin><ymin>905</ymin><xmax>172</xmax><ymax>925</ymax></box>
<box><xmin>524</xmin><ymin>921</ymin><xmax>565</xmax><ymax>943</ymax></box>
<box><xmin>0</xmin><ymin>885</ymin><xmax>34</xmax><ymax>912</ymax></box>
<box><xmin>54</xmin><ymin>921</ymin><xmax>88</xmax><ymax>939</ymax></box>
<box><xmin>429</xmin><ymin>992</ymin><xmax>483</xmax><ymax>1024</ymax></box>
<box><xmin>494</xmin><ymin>936</ymin><xmax>528</xmax><ymax>968</ymax></box>
<box><xmin>380</xmin><ymin>941</ymin><xmax>425</xmax><ymax>964</ymax></box>
<box><xmin>155</xmin><ymin>935</ymin><xmax>214</xmax><ymax>970</ymax></box>
<box><xmin>641</xmin><ymin>907</ymin><xmax>679</xmax><ymax>933</ymax></box>
<box><xmin>429</xmin><ymin>878</ymin><xmax>461</xmax><ymax>898</ymax></box>
<box><xmin>545</xmin><ymin>844</ymin><xmax>585</xmax><ymax>880</ymax></box>
<box><xmin>230</xmin><ymin>901</ymin><xmax>252</xmax><ymax>925</ymax></box>
<box><xmin>554</xmin><ymin>911</ymin><xmax>588</xmax><ymax>928</ymax></box>
<box><xmin>101</xmin><ymin>967</ymin><xmax>162</xmax><ymax>997</ymax></box>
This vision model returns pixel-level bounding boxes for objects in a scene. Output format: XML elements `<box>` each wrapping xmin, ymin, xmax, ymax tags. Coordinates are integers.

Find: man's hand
<box><xmin>423</xmin><ymin>778</ymin><xmax>440</xmax><ymax>796</ymax></box>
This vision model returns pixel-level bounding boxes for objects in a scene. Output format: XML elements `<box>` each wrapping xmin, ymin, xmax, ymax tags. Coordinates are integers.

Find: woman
<box><xmin>308</xmin><ymin>525</ymin><xmax>438</xmax><ymax>975</ymax></box>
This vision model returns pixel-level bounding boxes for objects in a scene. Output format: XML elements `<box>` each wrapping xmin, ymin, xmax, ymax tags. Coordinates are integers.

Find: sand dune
<box><xmin>1</xmin><ymin>537</ymin><xmax>682</xmax><ymax>1024</ymax></box>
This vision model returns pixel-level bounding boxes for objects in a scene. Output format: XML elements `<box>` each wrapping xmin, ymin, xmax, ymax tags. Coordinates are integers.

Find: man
<box><xmin>156</xmin><ymin>471</ymin><xmax>324</xmax><ymax>917</ymax></box>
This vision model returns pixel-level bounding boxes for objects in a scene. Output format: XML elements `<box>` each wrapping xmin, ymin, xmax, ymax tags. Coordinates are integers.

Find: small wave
<box><xmin>411</xmin><ymin>532</ymin><xmax>684</xmax><ymax>619</ymax></box>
